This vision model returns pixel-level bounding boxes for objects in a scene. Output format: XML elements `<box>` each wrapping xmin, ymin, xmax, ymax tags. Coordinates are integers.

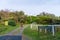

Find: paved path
<box><xmin>0</xmin><ymin>35</ymin><xmax>22</xmax><ymax>40</ymax></box>
<box><xmin>0</xmin><ymin>25</ymin><xmax>31</xmax><ymax>40</ymax></box>
<box><xmin>0</xmin><ymin>27</ymin><xmax>23</xmax><ymax>40</ymax></box>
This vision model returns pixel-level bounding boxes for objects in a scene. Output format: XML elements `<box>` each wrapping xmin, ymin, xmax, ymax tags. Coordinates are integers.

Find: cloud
<box><xmin>0</xmin><ymin>0</ymin><xmax>60</xmax><ymax>16</ymax></box>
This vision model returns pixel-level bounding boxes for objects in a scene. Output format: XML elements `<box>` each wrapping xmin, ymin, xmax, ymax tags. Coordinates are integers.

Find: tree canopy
<box><xmin>0</xmin><ymin>10</ymin><xmax>60</xmax><ymax>25</ymax></box>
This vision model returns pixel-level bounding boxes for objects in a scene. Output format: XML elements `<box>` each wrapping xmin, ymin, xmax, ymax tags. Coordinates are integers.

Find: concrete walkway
<box><xmin>0</xmin><ymin>27</ymin><xmax>22</xmax><ymax>40</ymax></box>
<box><xmin>0</xmin><ymin>25</ymin><xmax>31</xmax><ymax>40</ymax></box>
<box><xmin>6</xmin><ymin>27</ymin><xmax>24</xmax><ymax>35</ymax></box>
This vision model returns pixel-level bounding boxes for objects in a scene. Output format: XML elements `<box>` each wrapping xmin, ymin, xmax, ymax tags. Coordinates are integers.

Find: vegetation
<box><xmin>23</xmin><ymin>26</ymin><xmax>60</xmax><ymax>40</ymax></box>
<box><xmin>0</xmin><ymin>9</ymin><xmax>60</xmax><ymax>39</ymax></box>
<box><xmin>0</xmin><ymin>24</ymin><xmax>20</xmax><ymax>35</ymax></box>
<box><xmin>0</xmin><ymin>10</ymin><xmax>60</xmax><ymax>25</ymax></box>
<box><xmin>8</xmin><ymin>20</ymin><xmax>16</xmax><ymax>26</ymax></box>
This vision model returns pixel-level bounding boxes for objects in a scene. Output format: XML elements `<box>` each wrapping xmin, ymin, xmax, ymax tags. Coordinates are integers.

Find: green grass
<box><xmin>23</xmin><ymin>26</ymin><xmax>60</xmax><ymax>40</ymax></box>
<box><xmin>0</xmin><ymin>24</ymin><xmax>20</xmax><ymax>35</ymax></box>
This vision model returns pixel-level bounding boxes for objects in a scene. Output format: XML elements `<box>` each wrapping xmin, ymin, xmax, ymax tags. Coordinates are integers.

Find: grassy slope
<box><xmin>23</xmin><ymin>26</ymin><xmax>60</xmax><ymax>40</ymax></box>
<box><xmin>0</xmin><ymin>24</ymin><xmax>20</xmax><ymax>35</ymax></box>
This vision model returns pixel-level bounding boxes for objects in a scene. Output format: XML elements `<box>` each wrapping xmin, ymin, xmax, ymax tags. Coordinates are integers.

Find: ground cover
<box><xmin>0</xmin><ymin>24</ymin><xmax>20</xmax><ymax>35</ymax></box>
<box><xmin>23</xmin><ymin>26</ymin><xmax>60</xmax><ymax>40</ymax></box>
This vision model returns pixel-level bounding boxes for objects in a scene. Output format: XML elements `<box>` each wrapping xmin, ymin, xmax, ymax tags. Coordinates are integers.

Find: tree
<box><xmin>36</xmin><ymin>12</ymin><xmax>57</xmax><ymax>24</ymax></box>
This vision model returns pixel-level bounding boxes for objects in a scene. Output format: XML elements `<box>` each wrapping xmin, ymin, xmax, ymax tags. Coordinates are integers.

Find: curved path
<box><xmin>0</xmin><ymin>27</ymin><xmax>24</xmax><ymax>40</ymax></box>
<box><xmin>0</xmin><ymin>25</ymin><xmax>30</xmax><ymax>40</ymax></box>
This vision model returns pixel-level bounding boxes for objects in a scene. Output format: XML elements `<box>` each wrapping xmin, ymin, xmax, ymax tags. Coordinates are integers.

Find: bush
<box><xmin>8</xmin><ymin>20</ymin><xmax>16</xmax><ymax>26</ymax></box>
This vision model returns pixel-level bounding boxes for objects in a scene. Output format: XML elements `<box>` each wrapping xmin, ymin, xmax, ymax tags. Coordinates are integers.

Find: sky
<box><xmin>0</xmin><ymin>0</ymin><xmax>60</xmax><ymax>16</ymax></box>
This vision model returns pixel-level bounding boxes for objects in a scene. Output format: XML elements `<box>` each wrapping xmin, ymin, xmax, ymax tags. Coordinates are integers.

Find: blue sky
<box><xmin>0</xmin><ymin>0</ymin><xmax>60</xmax><ymax>16</ymax></box>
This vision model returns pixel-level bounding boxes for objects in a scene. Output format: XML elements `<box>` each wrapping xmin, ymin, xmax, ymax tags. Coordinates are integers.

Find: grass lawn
<box><xmin>0</xmin><ymin>24</ymin><xmax>20</xmax><ymax>35</ymax></box>
<box><xmin>23</xmin><ymin>26</ymin><xmax>60</xmax><ymax>40</ymax></box>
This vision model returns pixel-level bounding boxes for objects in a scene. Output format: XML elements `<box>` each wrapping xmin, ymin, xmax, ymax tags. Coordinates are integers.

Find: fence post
<box><xmin>38</xmin><ymin>26</ymin><xmax>40</xmax><ymax>37</ymax></box>
<box><xmin>30</xmin><ymin>24</ymin><xmax>32</xmax><ymax>29</ymax></box>
<box><xmin>45</xmin><ymin>28</ymin><xmax>47</xmax><ymax>33</ymax></box>
<box><xmin>52</xmin><ymin>25</ymin><xmax>55</xmax><ymax>36</ymax></box>
<box><xmin>40</xmin><ymin>29</ymin><xmax>42</xmax><ymax>32</ymax></box>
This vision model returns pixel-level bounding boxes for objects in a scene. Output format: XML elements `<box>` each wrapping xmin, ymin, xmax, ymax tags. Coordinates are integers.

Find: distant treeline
<box><xmin>0</xmin><ymin>10</ymin><xmax>60</xmax><ymax>24</ymax></box>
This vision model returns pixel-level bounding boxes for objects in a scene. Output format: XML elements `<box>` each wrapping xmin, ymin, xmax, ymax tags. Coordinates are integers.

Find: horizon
<box><xmin>0</xmin><ymin>0</ymin><xmax>60</xmax><ymax>16</ymax></box>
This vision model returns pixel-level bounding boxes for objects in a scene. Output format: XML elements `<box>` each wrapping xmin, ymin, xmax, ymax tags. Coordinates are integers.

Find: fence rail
<box><xmin>30</xmin><ymin>24</ymin><xmax>60</xmax><ymax>36</ymax></box>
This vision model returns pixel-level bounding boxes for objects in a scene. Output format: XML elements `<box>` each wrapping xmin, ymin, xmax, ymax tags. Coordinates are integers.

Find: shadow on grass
<box><xmin>0</xmin><ymin>35</ymin><xmax>22</xmax><ymax>40</ymax></box>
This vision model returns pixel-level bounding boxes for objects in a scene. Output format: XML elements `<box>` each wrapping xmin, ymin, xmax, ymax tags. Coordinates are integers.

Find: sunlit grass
<box><xmin>0</xmin><ymin>24</ymin><xmax>20</xmax><ymax>35</ymax></box>
<box><xmin>23</xmin><ymin>26</ymin><xmax>60</xmax><ymax>40</ymax></box>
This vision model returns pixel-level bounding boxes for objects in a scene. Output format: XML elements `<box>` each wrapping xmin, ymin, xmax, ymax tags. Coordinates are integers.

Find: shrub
<box><xmin>8</xmin><ymin>20</ymin><xmax>16</xmax><ymax>26</ymax></box>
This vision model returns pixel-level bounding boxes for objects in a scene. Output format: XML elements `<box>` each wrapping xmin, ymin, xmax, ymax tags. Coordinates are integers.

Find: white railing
<box><xmin>30</xmin><ymin>24</ymin><xmax>60</xmax><ymax>36</ymax></box>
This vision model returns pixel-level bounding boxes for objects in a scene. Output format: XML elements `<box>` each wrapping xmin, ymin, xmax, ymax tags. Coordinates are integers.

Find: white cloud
<box><xmin>0</xmin><ymin>0</ymin><xmax>60</xmax><ymax>16</ymax></box>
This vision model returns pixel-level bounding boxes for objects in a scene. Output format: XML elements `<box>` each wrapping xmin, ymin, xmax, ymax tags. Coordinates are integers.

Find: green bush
<box><xmin>8</xmin><ymin>20</ymin><xmax>16</xmax><ymax>26</ymax></box>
